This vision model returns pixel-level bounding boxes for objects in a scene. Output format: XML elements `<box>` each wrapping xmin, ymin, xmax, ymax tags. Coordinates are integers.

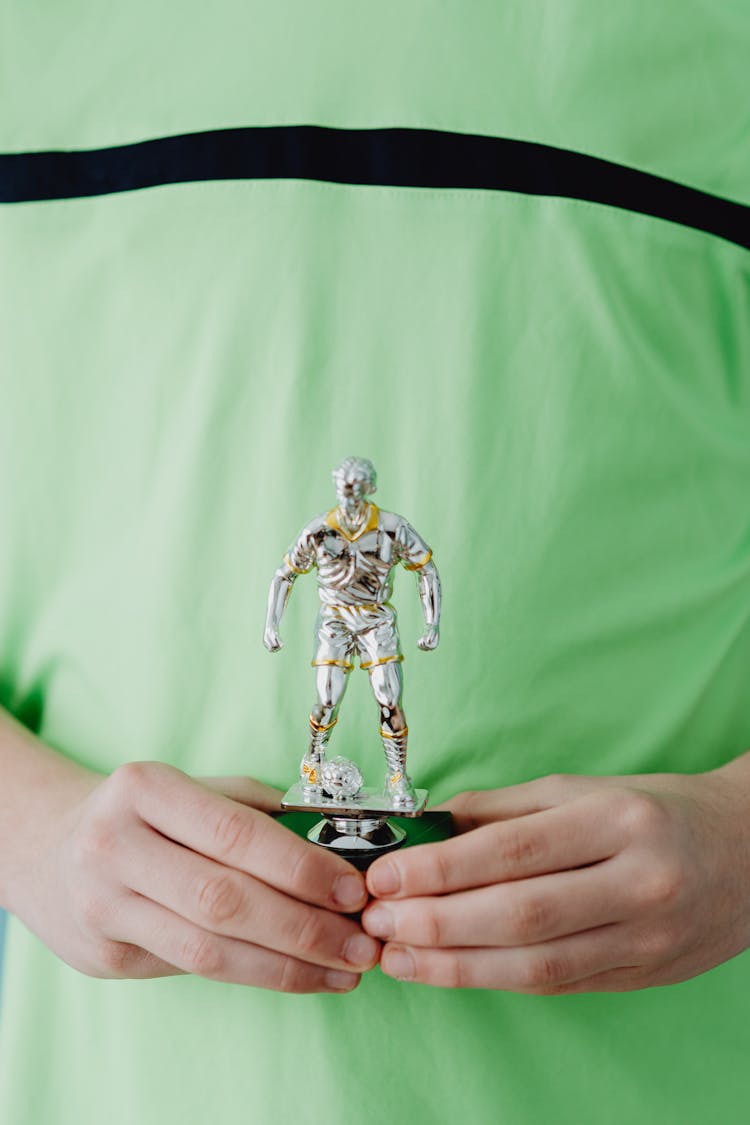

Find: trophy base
<box><xmin>275</xmin><ymin>809</ymin><xmax>454</xmax><ymax>871</ymax></box>
<box><xmin>281</xmin><ymin>783</ymin><xmax>429</xmax><ymax>818</ymax></box>
<box><xmin>275</xmin><ymin>783</ymin><xmax>452</xmax><ymax>868</ymax></box>
<box><xmin>307</xmin><ymin>815</ymin><xmax>406</xmax><ymax>859</ymax></box>
<box><xmin>281</xmin><ymin>783</ymin><xmax>428</xmax><ymax>862</ymax></box>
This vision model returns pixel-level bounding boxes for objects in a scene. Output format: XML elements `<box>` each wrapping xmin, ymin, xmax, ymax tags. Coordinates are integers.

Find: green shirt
<box><xmin>1</xmin><ymin>3</ymin><xmax>749</xmax><ymax>1123</ymax></box>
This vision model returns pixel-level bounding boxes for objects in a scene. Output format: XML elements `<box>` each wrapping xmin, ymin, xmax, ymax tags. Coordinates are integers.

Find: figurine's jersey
<box><xmin>284</xmin><ymin>504</ymin><xmax>432</xmax><ymax>608</ymax></box>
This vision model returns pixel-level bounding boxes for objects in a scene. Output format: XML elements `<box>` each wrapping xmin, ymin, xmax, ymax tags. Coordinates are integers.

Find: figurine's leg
<box><xmin>367</xmin><ymin>661</ymin><xmax>416</xmax><ymax>808</ymax></box>
<box><xmin>301</xmin><ymin>663</ymin><xmax>351</xmax><ymax>792</ymax></box>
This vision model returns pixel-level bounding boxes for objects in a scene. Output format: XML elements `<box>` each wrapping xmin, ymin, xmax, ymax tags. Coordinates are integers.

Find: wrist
<box><xmin>705</xmin><ymin>748</ymin><xmax>750</xmax><ymax>817</ymax></box>
<box><xmin>702</xmin><ymin>750</ymin><xmax>750</xmax><ymax>942</ymax></box>
<box><xmin>0</xmin><ymin>709</ymin><xmax>101</xmax><ymax>913</ymax></box>
<box><xmin>709</xmin><ymin>744</ymin><xmax>750</xmax><ymax>778</ymax></box>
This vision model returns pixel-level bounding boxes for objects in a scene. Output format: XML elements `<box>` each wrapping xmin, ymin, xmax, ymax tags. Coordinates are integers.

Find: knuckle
<box><xmin>286</xmin><ymin>845</ymin><xmax>320</xmax><ymax>897</ymax></box>
<box><xmin>107</xmin><ymin>760</ymin><xmax>153</xmax><ymax>799</ymax></box>
<box><xmin>521</xmin><ymin>952</ymin><xmax>570</xmax><ymax>992</ymax></box>
<box><xmin>421</xmin><ymin>846</ymin><xmax>452</xmax><ymax>894</ymax></box>
<box><xmin>432</xmin><ymin>953</ymin><xmax>465</xmax><ymax>989</ymax></box>
<box><xmin>211</xmin><ymin>808</ymin><xmax>257</xmax><ymax>859</ymax></box>
<box><xmin>508</xmin><ymin>893</ymin><xmax>552</xmax><ymax>942</ymax></box>
<box><xmin>639</xmin><ymin>861</ymin><xmax>687</xmax><ymax>910</ymax></box>
<box><xmin>277</xmin><ymin>957</ymin><xmax>312</xmax><ymax>994</ymax></box>
<box><xmin>449</xmin><ymin>790</ymin><xmax>482</xmax><ymax>828</ymax></box>
<box><xmin>291</xmin><ymin>910</ymin><xmax>327</xmax><ymax>957</ymax></box>
<box><xmin>76</xmin><ymin>891</ymin><xmax>111</xmax><ymax>933</ymax></box>
<box><xmin>618</xmin><ymin>792</ymin><xmax>667</xmax><ymax>838</ymax></box>
<box><xmin>72</xmin><ymin>820</ymin><xmax>118</xmax><ymax>867</ymax></box>
<box><xmin>541</xmin><ymin>773</ymin><xmax>572</xmax><ymax>793</ymax></box>
<box><xmin>196</xmin><ymin>873</ymin><xmax>244</xmax><ymax>926</ymax></box>
<box><xmin>500</xmin><ymin>825</ymin><xmax>541</xmax><ymax>869</ymax></box>
<box><xmin>96</xmin><ymin>939</ymin><xmax>135</xmax><ymax>977</ymax></box>
<box><xmin>633</xmin><ymin>923</ymin><xmax>676</xmax><ymax>962</ymax></box>
<box><xmin>415</xmin><ymin>906</ymin><xmax>444</xmax><ymax>947</ymax></box>
<box><xmin>180</xmin><ymin>933</ymin><xmax>224</xmax><ymax>977</ymax></box>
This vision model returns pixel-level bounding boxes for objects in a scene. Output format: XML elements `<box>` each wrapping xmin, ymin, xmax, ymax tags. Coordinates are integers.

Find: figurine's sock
<box><xmin>381</xmin><ymin>729</ymin><xmax>415</xmax><ymax>807</ymax></box>
<box><xmin>309</xmin><ymin>714</ymin><xmax>337</xmax><ymax>758</ymax></box>
<box><xmin>301</xmin><ymin>715</ymin><xmax>337</xmax><ymax>788</ymax></box>
<box><xmin>380</xmin><ymin>727</ymin><xmax>412</xmax><ymax>784</ymax></box>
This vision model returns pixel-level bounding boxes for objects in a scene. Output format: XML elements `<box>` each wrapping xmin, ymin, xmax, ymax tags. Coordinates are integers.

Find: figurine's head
<box><xmin>332</xmin><ymin>456</ymin><xmax>377</xmax><ymax>514</ymax></box>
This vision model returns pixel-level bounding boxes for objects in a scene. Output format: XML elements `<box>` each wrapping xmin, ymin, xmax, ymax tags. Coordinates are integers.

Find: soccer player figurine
<box><xmin>264</xmin><ymin>457</ymin><xmax>441</xmax><ymax>815</ymax></box>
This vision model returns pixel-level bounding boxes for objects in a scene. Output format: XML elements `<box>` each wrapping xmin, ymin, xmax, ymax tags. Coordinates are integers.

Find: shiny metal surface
<box><xmin>266</xmin><ymin>458</ymin><xmax>440</xmax><ymax>849</ymax></box>
<box><xmin>281</xmin><ymin>783</ymin><xmax>429</xmax><ymax>818</ymax></box>
<box><xmin>320</xmin><ymin>756</ymin><xmax>363</xmax><ymax>801</ymax></box>
<box><xmin>307</xmin><ymin>817</ymin><xmax>407</xmax><ymax>856</ymax></box>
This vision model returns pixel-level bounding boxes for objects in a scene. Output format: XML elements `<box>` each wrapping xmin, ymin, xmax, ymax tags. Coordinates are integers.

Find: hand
<box><xmin>361</xmin><ymin>761</ymin><xmax>750</xmax><ymax>994</ymax></box>
<box><xmin>264</xmin><ymin>626</ymin><xmax>283</xmax><ymax>653</ymax></box>
<box><xmin>9</xmin><ymin>761</ymin><xmax>379</xmax><ymax>993</ymax></box>
<box><xmin>417</xmin><ymin>626</ymin><xmax>439</xmax><ymax>652</ymax></box>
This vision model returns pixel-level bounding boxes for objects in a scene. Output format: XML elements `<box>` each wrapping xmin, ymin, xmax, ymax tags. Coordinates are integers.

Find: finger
<box><xmin>197</xmin><ymin>775</ymin><xmax>283</xmax><ymax>813</ymax></box>
<box><xmin>379</xmin><ymin>923</ymin><xmax>634</xmax><ymax>992</ymax></box>
<box><xmin>110</xmin><ymin>762</ymin><xmax>368</xmax><ymax>913</ymax></box>
<box><xmin>111</xmin><ymin>892</ymin><xmax>361</xmax><ymax>993</ymax></box>
<box><xmin>431</xmin><ymin>782</ymin><xmax>553</xmax><ymax>827</ymax></box>
<box><xmin>84</xmin><ymin>940</ymin><xmax>186</xmax><ymax>981</ymax></box>
<box><xmin>433</xmin><ymin>774</ymin><xmax>607</xmax><ymax>831</ymax></box>
<box><xmin>540</xmin><ymin>966</ymin><xmax>656</xmax><ymax>994</ymax></box>
<box><xmin>364</xmin><ymin>859</ymin><xmax>630</xmax><ymax>947</ymax></box>
<box><xmin>434</xmin><ymin>774</ymin><xmax>676</xmax><ymax>832</ymax></box>
<box><xmin>116</xmin><ymin>823</ymin><xmax>380</xmax><ymax>972</ymax></box>
<box><xmin>367</xmin><ymin>791</ymin><xmax>627</xmax><ymax>898</ymax></box>
<box><xmin>555</xmin><ymin>950</ymin><xmax>697</xmax><ymax>993</ymax></box>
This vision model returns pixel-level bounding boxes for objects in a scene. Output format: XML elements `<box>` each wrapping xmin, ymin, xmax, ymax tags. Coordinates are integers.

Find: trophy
<box><xmin>264</xmin><ymin>456</ymin><xmax>442</xmax><ymax>861</ymax></box>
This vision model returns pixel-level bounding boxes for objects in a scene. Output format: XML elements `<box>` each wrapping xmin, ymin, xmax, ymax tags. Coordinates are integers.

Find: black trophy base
<box><xmin>275</xmin><ymin>810</ymin><xmax>454</xmax><ymax>871</ymax></box>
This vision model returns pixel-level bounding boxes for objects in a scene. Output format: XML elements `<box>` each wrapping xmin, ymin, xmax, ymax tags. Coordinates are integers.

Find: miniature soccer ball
<box><xmin>321</xmin><ymin>757</ymin><xmax>364</xmax><ymax>801</ymax></box>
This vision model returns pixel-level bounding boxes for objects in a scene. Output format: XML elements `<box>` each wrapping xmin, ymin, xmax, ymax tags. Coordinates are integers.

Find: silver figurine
<box><xmin>264</xmin><ymin>456</ymin><xmax>441</xmax><ymax>855</ymax></box>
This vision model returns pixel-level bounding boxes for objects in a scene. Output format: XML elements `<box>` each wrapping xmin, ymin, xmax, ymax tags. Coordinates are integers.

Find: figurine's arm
<box><xmin>263</xmin><ymin>559</ymin><xmax>300</xmax><ymax>653</ymax></box>
<box><xmin>396</xmin><ymin>516</ymin><xmax>442</xmax><ymax>652</ymax></box>
<box><xmin>264</xmin><ymin>521</ymin><xmax>318</xmax><ymax>652</ymax></box>
<box><xmin>414</xmin><ymin>559</ymin><xmax>441</xmax><ymax>652</ymax></box>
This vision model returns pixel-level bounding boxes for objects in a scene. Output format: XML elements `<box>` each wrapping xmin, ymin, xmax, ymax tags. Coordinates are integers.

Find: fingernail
<box><xmin>369</xmin><ymin>860</ymin><xmax>401</xmax><ymax>897</ymax></box>
<box><xmin>344</xmin><ymin>933</ymin><xmax>379</xmax><ymax>968</ymax></box>
<box><xmin>363</xmin><ymin>905</ymin><xmax>394</xmax><ymax>939</ymax></box>
<box><xmin>325</xmin><ymin>969</ymin><xmax>359</xmax><ymax>992</ymax></box>
<box><xmin>382</xmin><ymin>946</ymin><xmax>415</xmax><ymax>981</ymax></box>
<box><xmin>333</xmin><ymin>873</ymin><xmax>365</xmax><ymax>909</ymax></box>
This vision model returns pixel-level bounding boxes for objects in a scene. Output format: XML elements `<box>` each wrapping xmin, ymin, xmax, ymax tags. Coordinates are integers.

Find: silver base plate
<box><xmin>281</xmin><ymin>783</ymin><xmax>428</xmax><ymax>819</ymax></box>
<box><xmin>307</xmin><ymin>817</ymin><xmax>407</xmax><ymax>855</ymax></box>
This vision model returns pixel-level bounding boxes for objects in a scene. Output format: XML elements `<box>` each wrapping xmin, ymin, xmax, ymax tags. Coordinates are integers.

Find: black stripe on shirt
<box><xmin>1</xmin><ymin>125</ymin><xmax>748</xmax><ymax>251</ymax></box>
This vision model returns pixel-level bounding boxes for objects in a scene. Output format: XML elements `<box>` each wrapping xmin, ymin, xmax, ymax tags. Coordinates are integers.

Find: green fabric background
<box><xmin>1</xmin><ymin>4</ymin><xmax>749</xmax><ymax>1124</ymax></box>
<box><xmin>1</xmin><ymin>2</ymin><xmax>749</xmax><ymax>204</ymax></box>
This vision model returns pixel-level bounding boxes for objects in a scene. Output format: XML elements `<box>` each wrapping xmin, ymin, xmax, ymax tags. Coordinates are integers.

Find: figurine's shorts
<box><xmin>312</xmin><ymin>602</ymin><xmax>403</xmax><ymax>672</ymax></box>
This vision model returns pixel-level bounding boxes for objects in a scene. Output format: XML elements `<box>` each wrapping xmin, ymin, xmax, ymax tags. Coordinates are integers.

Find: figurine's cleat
<box><xmin>300</xmin><ymin>757</ymin><xmax>325</xmax><ymax>788</ymax></box>
<box><xmin>385</xmin><ymin>771</ymin><xmax>417</xmax><ymax>808</ymax></box>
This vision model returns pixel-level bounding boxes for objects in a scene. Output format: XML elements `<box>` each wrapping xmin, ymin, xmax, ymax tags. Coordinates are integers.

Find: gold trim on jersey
<box><xmin>360</xmin><ymin>654</ymin><xmax>404</xmax><ymax>670</ymax></box>
<box><xmin>283</xmin><ymin>553</ymin><xmax>311</xmax><ymax>575</ymax></box>
<box><xmin>326</xmin><ymin>602</ymin><xmax>390</xmax><ymax>613</ymax></box>
<box><xmin>404</xmin><ymin>549</ymin><xmax>433</xmax><ymax>571</ymax></box>
<box><xmin>325</xmin><ymin>503</ymin><xmax>379</xmax><ymax>542</ymax></box>
<box><xmin>311</xmin><ymin>658</ymin><xmax>354</xmax><ymax>671</ymax></box>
